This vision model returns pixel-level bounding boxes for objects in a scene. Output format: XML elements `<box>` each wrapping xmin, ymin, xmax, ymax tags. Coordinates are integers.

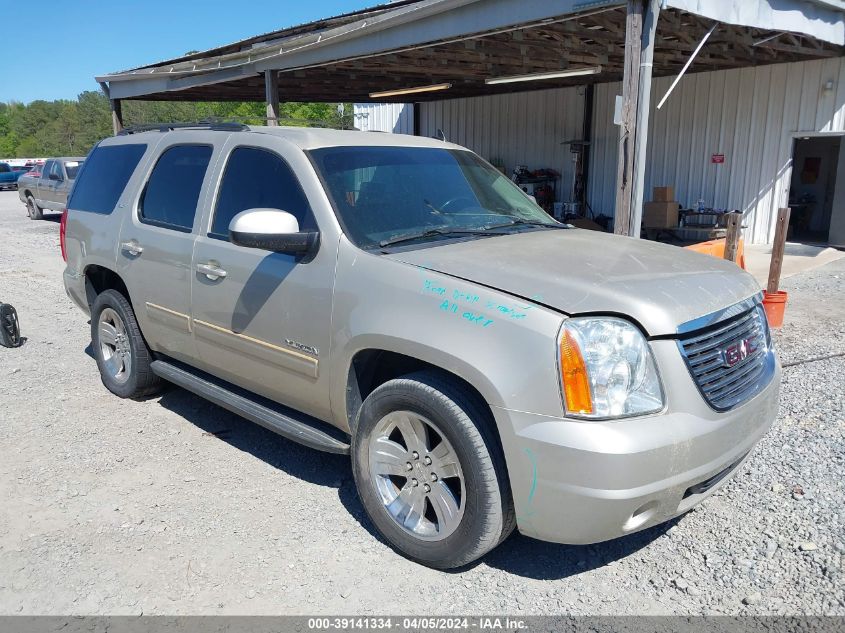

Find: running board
<box><xmin>150</xmin><ymin>360</ymin><xmax>350</xmax><ymax>455</ymax></box>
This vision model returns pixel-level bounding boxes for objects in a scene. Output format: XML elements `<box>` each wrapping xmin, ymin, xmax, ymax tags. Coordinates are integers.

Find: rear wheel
<box><xmin>91</xmin><ymin>289</ymin><xmax>161</xmax><ymax>399</ymax></box>
<box><xmin>26</xmin><ymin>196</ymin><xmax>42</xmax><ymax>220</ymax></box>
<box><xmin>351</xmin><ymin>370</ymin><xmax>514</xmax><ymax>569</ymax></box>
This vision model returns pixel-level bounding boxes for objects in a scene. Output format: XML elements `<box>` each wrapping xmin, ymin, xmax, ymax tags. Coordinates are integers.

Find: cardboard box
<box><xmin>643</xmin><ymin>201</ymin><xmax>679</xmax><ymax>228</ymax></box>
<box><xmin>653</xmin><ymin>186</ymin><xmax>675</xmax><ymax>202</ymax></box>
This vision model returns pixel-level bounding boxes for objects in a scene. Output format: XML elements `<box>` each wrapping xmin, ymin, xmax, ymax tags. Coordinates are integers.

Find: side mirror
<box><xmin>229</xmin><ymin>208</ymin><xmax>319</xmax><ymax>256</ymax></box>
<box><xmin>48</xmin><ymin>172</ymin><xmax>62</xmax><ymax>181</ymax></box>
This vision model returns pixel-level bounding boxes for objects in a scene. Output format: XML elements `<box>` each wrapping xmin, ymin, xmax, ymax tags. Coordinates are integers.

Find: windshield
<box><xmin>309</xmin><ymin>146</ymin><xmax>559</xmax><ymax>249</ymax></box>
<box><xmin>65</xmin><ymin>161</ymin><xmax>83</xmax><ymax>179</ymax></box>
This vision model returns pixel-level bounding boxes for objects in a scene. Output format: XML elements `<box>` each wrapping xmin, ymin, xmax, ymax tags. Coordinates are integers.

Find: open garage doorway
<box><xmin>789</xmin><ymin>136</ymin><xmax>843</xmax><ymax>245</ymax></box>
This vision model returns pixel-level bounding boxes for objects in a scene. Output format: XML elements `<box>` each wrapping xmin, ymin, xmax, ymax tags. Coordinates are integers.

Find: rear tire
<box><xmin>26</xmin><ymin>196</ymin><xmax>42</xmax><ymax>220</ymax></box>
<box><xmin>90</xmin><ymin>289</ymin><xmax>161</xmax><ymax>399</ymax></box>
<box><xmin>351</xmin><ymin>370</ymin><xmax>514</xmax><ymax>569</ymax></box>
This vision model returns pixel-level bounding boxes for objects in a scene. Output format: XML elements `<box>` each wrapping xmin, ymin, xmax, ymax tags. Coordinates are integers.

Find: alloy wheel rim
<box><xmin>98</xmin><ymin>308</ymin><xmax>131</xmax><ymax>384</ymax></box>
<box><xmin>368</xmin><ymin>410</ymin><xmax>465</xmax><ymax>541</ymax></box>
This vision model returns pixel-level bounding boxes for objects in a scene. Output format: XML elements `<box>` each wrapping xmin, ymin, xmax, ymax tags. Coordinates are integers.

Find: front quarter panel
<box><xmin>330</xmin><ymin>237</ymin><xmax>566</xmax><ymax>430</ymax></box>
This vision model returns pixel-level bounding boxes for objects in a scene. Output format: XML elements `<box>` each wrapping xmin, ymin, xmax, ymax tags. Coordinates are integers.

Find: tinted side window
<box><xmin>211</xmin><ymin>147</ymin><xmax>311</xmax><ymax>239</ymax></box>
<box><xmin>68</xmin><ymin>144</ymin><xmax>147</xmax><ymax>215</ymax></box>
<box><xmin>140</xmin><ymin>145</ymin><xmax>212</xmax><ymax>232</ymax></box>
<box><xmin>0</xmin><ymin>164</ymin><xmax>9</xmax><ymax>174</ymax></box>
<box><xmin>40</xmin><ymin>161</ymin><xmax>53</xmax><ymax>179</ymax></box>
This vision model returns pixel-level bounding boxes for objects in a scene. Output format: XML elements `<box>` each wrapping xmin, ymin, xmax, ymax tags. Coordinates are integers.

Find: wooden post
<box><xmin>614</xmin><ymin>0</ymin><xmax>644</xmax><ymax>236</ymax></box>
<box><xmin>767</xmin><ymin>207</ymin><xmax>791</xmax><ymax>294</ymax></box>
<box><xmin>264</xmin><ymin>70</ymin><xmax>280</xmax><ymax>126</ymax></box>
<box><xmin>110</xmin><ymin>99</ymin><xmax>124</xmax><ymax>135</ymax></box>
<box><xmin>724</xmin><ymin>212</ymin><xmax>742</xmax><ymax>263</ymax></box>
<box><xmin>629</xmin><ymin>0</ymin><xmax>660</xmax><ymax>235</ymax></box>
<box><xmin>99</xmin><ymin>82</ymin><xmax>123</xmax><ymax>135</ymax></box>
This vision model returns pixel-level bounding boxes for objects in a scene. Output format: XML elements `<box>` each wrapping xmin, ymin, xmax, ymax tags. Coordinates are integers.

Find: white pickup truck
<box><xmin>17</xmin><ymin>157</ymin><xmax>84</xmax><ymax>220</ymax></box>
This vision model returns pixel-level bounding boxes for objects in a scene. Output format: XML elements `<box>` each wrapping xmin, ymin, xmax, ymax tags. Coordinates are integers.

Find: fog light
<box><xmin>623</xmin><ymin>500</ymin><xmax>658</xmax><ymax>532</ymax></box>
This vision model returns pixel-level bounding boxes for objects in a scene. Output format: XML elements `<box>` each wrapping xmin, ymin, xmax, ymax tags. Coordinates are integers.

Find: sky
<box><xmin>0</xmin><ymin>0</ymin><xmax>373</xmax><ymax>103</ymax></box>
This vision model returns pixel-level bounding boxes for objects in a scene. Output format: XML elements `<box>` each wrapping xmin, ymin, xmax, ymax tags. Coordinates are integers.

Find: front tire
<box><xmin>351</xmin><ymin>370</ymin><xmax>514</xmax><ymax>569</ymax></box>
<box><xmin>90</xmin><ymin>289</ymin><xmax>161</xmax><ymax>399</ymax></box>
<box><xmin>26</xmin><ymin>196</ymin><xmax>42</xmax><ymax>220</ymax></box>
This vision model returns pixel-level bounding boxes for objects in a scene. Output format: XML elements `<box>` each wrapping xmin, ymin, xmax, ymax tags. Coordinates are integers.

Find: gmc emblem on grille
<box><xmin>722</xmin><ymin>337</ymin><xmax>758</xmax><ymax>367</ymax></box>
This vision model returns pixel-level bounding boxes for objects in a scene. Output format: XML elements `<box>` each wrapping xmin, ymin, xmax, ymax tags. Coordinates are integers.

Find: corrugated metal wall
<box><xmin>358</xmin><ymin>58</ymin><xmax>845</xmax><ymax>244</ymax></box>
<box><xmin>589</xmin><ymin>58</ymin><xmax>845</xmax><ymax>243</ymax></box>
<box><xmin>353</xmin><ymin>102</ymin><xmax>414</xmax><ymax>134</ymax></box>
<box><xmin>417</xmin><ymin>87</ymin><xmax>586</xmax><ymax>202</ymax></box>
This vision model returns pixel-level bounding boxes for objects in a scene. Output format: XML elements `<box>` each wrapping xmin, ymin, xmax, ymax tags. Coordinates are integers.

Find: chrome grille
<box><xmin>678</xmin><ymin>303</ymin><xmax>775</xmax><ymax>411</ymax></box>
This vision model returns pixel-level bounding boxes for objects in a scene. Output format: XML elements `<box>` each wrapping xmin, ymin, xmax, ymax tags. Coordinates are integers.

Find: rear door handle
<box><xmin>196</xmin><ymin>262</ymin><xmax>227</xmax><ymax>280</ymax></box>
<box><xmin>120</xmin><ymin>240</ymin><xmax>144</xmax><ymax>256</ymax></box>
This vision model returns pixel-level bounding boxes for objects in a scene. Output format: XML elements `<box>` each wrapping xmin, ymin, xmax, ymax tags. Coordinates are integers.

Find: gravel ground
<box><xmin>0</xmin><ymin>189</ymin><xmax>842</xmax><ymax>616</ymax></box>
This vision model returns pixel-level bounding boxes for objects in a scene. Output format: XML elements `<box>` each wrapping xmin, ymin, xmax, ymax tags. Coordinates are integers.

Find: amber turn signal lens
<box><xmin>560</xmin><ymin>329</ymin><xmax>593</xmax><ymax>415</ymax></box>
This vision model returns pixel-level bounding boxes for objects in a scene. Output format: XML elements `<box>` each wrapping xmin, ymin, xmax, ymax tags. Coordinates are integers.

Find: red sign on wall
<box><xmin>712</xmin><ymin>153</ymin><xmax>726</xmax><ymax>164</ymax></box>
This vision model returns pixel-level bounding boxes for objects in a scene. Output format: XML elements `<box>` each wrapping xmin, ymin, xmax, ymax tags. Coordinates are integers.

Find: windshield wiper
<box><xmin>375</xmin><ymin>218</ymin><xmax>565</xmax><ymax>249</ymax></box>
<box><xmin>481</xmin><ymin>218</ymin><xmax>567</xmax><ymax>231</ymax></box>
<box><xmin>377</xmin><ymin>227</ymin><xmax>499</xmax><ymax>248</ymax></box>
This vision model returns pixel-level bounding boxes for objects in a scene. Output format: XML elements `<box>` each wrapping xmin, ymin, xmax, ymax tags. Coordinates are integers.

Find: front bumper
<box><xmin>493</xmin><ymin>339</ymin><xmax>781</xmax><ymax>544</ymax></box>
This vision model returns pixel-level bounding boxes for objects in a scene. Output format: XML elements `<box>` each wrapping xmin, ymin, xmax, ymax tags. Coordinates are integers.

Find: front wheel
<box><xmin>351</xmin><ymin>371</ymin><xmax>515</xmax><ymax>569</ymax></box>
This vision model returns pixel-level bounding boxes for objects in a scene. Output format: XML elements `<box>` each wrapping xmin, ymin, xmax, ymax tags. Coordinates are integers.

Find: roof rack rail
<box><xmin>117</xmin><ymin>121</ymin><xmax>250</xmax><ymax>135</ymax></box>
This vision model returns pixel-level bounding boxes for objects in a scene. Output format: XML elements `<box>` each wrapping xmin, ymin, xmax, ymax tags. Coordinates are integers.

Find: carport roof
<box><xmin>97</xmin><ymin>0</ymin><xmax>845</xmax><ymax>103</ymax></box>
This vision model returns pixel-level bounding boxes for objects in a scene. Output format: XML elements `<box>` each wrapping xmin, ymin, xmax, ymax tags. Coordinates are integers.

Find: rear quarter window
<box><xmin>68</xmin><ymin>144</ymin><xmax>147</xmax><ymax>215</ymax></box>
<box><xmin>65</xmin><ymin>161</ymin><xmax>82</xmax><ymax>179</ymax></box>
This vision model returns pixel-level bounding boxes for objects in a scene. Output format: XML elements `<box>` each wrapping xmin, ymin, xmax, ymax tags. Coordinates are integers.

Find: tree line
<box><xmin>0</xmin><ymin>91</ymin><xmax>353</xmax><ymax>158</ymax></box>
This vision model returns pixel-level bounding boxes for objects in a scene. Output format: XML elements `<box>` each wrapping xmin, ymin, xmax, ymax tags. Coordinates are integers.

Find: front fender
<box><xmin>338</xmin><ymin>333</ymin><xmax>508</xmax><ymax>424</ymax></box>
<box><xmin>329</xmin><ymin>238</ymin><xmax>566</xmax><ymax>431</ymax></box>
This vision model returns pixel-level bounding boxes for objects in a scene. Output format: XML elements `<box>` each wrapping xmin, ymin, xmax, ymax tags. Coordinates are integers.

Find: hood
<box><xmin>386</xmin><ymin>229</ymin><xmax>761</xmax><ymax>336</ymax></box>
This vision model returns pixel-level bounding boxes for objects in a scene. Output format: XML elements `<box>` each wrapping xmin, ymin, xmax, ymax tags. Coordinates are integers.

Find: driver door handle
<box><xmin>196</xmin><ymin>262</ymin><xmax>227</xmax><ymax>280</ymax></box>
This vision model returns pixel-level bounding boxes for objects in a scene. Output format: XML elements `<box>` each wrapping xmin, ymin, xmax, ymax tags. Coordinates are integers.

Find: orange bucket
<box><xmin>762</xmin><ymin>290</ymin><xmax>788</xmax><ymax>328</ymax></box>
<box><xmin>684</xmin><ymin>238</ymin><xmax>746</xmax><ymax>269</ymax></box>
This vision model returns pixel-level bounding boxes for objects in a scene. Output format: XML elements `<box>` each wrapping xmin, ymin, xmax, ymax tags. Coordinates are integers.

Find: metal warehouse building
<box><xmin>358</xmin><ymin>57</ymin><xmax>845</xmax><ymax>245</ymax></box>
<box><xmin>96</xmin><ymin>0</ymin><xmax>845</xmax><ymax>246</ymax></box>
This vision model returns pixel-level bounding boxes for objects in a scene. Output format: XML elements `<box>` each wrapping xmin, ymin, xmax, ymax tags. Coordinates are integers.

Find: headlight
<box><xmin>559</xmin><ymin>317</ymin><xmax>664</xmax><ymax>419</ymax></box>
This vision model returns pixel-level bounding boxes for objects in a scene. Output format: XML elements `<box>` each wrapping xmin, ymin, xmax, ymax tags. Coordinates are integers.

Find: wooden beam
<box><xmin>614</xmin><ymin>0</ymin><xmax>644</xmax><ymax>236</ymax></box>
<box><xmin>99</xmin><ymin>81</ymin><xmax>124</xmax><ymax>135</ymax></box>
<box><xmin>629</xmin><ymin>0</ymin><xmax>660</xmax><ymax>234</ymax></box>
<box><xmin>767</xmin><ymin>207</ymin><xmax>791</xmax><ymax>294</ymax></box>
<box><xmin>264</xmin><ymin>70</ymin><xmax>279</xmax><ymax>126</ymax></box>
<box><xmin>724</xmin><ymin>212</ymin><xmax>742</xmax><ymax>263</ymax></box>
<box><xmin>111</xmin><ymin>99</ymin><xmax>124</xmax><ymax>135</ymax></box>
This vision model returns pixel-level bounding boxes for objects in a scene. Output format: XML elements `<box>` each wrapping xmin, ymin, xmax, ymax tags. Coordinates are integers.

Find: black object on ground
<box><xmin>0</xmin><ymin>303</ymin><xmax>23</xmax><ymax>348</ymax></box>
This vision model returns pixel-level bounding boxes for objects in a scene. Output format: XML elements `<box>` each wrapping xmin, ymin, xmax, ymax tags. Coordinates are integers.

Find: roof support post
<box><xmin>265</xmin><ymin>70</ymin><xmax>280</xmax><ymax>126</ymax></box>
<box><xmin>628</xmin><ymin>0</ymin><xmax>660</xmax><ymax>236</ymax></box>
<box><xmin>110</xmin><ymin>99</ymin><xmax>124</xmax><ymax>136</ymax></box>
<box><xmin>613</xmin><ymin>0</ymin><xmax>644</xmax><ymax>236</ymax></box>
<box><xmin>99</xmin><ymin>81</ymin><xmax>124</xmax><ymax>135</ymax></box>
